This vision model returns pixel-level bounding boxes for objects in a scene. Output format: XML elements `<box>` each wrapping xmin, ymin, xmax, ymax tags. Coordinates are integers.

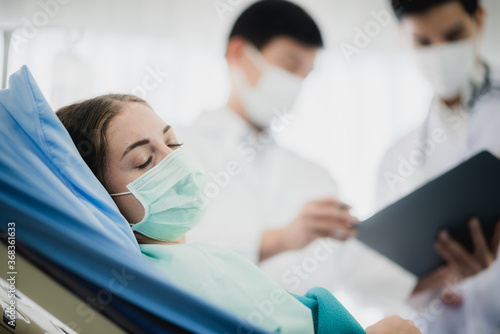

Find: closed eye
<box><xmin>168</xmin><ymin>143</ymin><xmax>184</xmax><ymax>148</ymax></box>
<box><xmin>137</xmin><ymin>156</ymin><xmax>152</xmax><ymax>169</ymax></box>
<box><xmin>136</xmin><ymin>144</ymin><xmax>183</xmax><ymax>169</ymax></box>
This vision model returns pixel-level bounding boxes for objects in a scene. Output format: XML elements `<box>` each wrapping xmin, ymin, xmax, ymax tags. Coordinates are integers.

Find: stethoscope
<box><xmin>418</xmin><ymin>62</ymin><xmax>494</xmax><ymax>166</ymax></box>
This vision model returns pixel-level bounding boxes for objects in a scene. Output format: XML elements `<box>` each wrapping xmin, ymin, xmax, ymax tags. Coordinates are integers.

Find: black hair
<box><xmin>391</xmin><ymin>0</ymin><xmax>479</xmax><ymax>20</ymax></box>
<box><xmin>229</xmin><ymin>0</ymin><xmax>323</xmax><ymax>49</ymax></box>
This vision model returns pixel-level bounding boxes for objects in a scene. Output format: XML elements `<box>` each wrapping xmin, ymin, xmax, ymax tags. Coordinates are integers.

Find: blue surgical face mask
<box><xmin>110</xmin><ymin>149</ymin><xmax>208</xmax><ymax>241</ymax></box>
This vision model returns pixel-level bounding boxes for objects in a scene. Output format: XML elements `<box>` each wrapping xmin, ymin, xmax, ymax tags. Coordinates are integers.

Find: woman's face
<box><xmin>104</xmin><ymin>102</ymin><xmax>182</xmax><ymax>224</ymax></box>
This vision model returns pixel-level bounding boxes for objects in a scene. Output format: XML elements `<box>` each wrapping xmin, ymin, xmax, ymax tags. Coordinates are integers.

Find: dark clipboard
<box><xmin>357</xmin><ymin>151</ymin><xmax>500</xmax><ymax>277</ymax></box>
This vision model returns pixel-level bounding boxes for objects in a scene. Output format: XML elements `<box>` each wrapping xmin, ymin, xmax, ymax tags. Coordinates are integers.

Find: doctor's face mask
<box><xmin>399</xmin><ymin>1</ymin><xmax>484</xmax><ymax>100</ymax></box>
<box><xmin>230</xmin><ymin>38</ymin><xmax>318</xmax><ymax>129</ymax></box>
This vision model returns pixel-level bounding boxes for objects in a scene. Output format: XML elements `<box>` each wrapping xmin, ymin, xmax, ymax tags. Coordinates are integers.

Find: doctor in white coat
<box><xmin>377</xmin><ymin>0</ymin><xmax>500</xmax><ymax>208</ymax></box>
<box><xmin>180</xmin><ymin>0</ymin><xmax>355</xmax><ymax>264</ymax></box>
<box><xmin>179</xmin><ymin>0</ymin><xmax>416</xmax><ymax>311</ymax></box>
<box><xmin>378</xmin><ymin>0</ymin><xmax>500</xmax><ymax>332</ymax></box>
<box><xmin>422</xmin><ymin>249</ymin><xmax>500</xmax><ymax>333</ymax></box>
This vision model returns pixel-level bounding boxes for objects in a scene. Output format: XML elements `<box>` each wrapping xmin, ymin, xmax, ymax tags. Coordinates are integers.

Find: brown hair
<box><xmin>56</xmin><ymin>94</ymin><xmax>150</xmax><ymax>187</ymax></box>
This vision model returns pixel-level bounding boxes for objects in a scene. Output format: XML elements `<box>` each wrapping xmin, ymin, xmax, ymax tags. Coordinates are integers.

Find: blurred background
<box><xmin>1</xmin><ymin>0</ymin><xmax>499</xmax><ymax>219</ymax></box>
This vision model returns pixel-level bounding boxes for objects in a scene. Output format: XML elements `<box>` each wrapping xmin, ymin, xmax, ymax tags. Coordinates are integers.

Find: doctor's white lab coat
<box><xmin>376</xmin><ymin>64</ymin><xmax>500</xmax><ymax>333</ymax></box>
<box><xmin>376</xmin><ymin>64</ymin><xmax>500</xmax><ymax>210</ymax></box>
<box><xmin>422</xmin><ymin>252</ymin><xmax>500</xmax><ymax>334</ymax></box>
<box><xmin>177</xmin><ymin>107</ymin><xmax>417</xmax><ymax>320</ymax></box>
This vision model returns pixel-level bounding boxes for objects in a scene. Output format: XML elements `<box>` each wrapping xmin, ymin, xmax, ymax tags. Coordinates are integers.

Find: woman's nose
<box><xmin>156</xmin><ymin>142</ymin><xmax>175</xmax><ymax>162</ymax></box>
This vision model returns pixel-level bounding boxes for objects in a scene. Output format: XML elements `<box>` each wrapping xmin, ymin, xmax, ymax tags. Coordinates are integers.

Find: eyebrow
<box><xmin>121</xmin><ymin>125</ymin><xmax>171</xmax><ymax>159</ymax></box>
<box><xmin>414</xmin><ymin>22</ymin><xmax>466</xmax><ymax>41</ymax></box>
<box><xmin>443</xmin><ymin>22</ymin><xmax>465</xmax><ymax>40</ymax></box>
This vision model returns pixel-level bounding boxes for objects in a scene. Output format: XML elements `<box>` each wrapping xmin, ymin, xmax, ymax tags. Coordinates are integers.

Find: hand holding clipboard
<box><xmin>358</xmin><ymin>151</ymin><xmax>500</xmax><ymax>278</ymax></box>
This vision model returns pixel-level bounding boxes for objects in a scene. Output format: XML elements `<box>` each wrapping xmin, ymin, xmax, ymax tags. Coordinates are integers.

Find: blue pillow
<box><xmin>0</xmin><ymin>66</ymin><xmax>269</xmax><ymax>334</ymax></box>
<box><xmin>0</xmin><ymin>66</ymin><xmax>139</xmax><ymax>252</ymax></box>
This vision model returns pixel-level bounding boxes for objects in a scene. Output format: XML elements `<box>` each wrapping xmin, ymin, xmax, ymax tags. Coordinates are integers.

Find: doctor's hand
<box><xmin>285</xmin><ymin>197</ymin><xmax>357</xmax><ymax>246</ymax></box>
<box><xmin>259</xmin><ymin>198</ymin><xmax>358</xmax><ymax>261</ymax></box>
<box><xmin>435</xmin><ymin>218</ymin><xmax>500</xmax><ymax>280</ymax></box>
<box><xmin>365</xmin><ymin>315</ymin><xmax>421</xmax><ymax>334</ymax></box>
<box><xmin>412</xmin><ymin>218</ymin><xmax>500</xmax><ymax>297</ymax></box>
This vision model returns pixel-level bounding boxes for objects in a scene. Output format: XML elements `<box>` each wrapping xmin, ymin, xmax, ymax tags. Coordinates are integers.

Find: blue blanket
<box><xmin>294</xmin><ymin>287</ymin><xmax>365</xmax><ymax>334</ymax></box>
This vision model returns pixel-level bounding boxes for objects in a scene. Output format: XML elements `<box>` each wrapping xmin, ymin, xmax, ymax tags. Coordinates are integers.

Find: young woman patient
<box><xmin>56</xmin><ymin>94</ymin><xmax>420</xmax><ymax>334</ymax></box>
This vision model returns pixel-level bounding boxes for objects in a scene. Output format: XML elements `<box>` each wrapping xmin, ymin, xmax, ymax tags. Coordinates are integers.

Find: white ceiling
<box><xmin>1</xmin><ymin>0</ymin><xmax>499</xmax><ymax>61</ymax></box>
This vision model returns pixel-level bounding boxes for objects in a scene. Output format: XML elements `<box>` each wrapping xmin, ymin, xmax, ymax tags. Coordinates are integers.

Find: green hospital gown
<box><xmin>140</xmin><ymin>242</ymin><xmax>365</xmax><ymax>334</ymax></box>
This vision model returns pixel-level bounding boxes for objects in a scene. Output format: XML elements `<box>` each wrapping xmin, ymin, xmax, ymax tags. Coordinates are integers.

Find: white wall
<box><xmin>1</xmin><ymin>0</ymin><xmax>499</xmax><ymax>218</ymax></box>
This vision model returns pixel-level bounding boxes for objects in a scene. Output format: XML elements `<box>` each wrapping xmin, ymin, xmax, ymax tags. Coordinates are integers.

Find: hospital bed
<box><xmin>0</xmin><ymin>234</ymin><xmax>190</xmax><ymax>333</ymax></box>
<box><xmin>0</xmin><ymin>66</ymin><xmax>271</xmax><ymax>334</ymax></box>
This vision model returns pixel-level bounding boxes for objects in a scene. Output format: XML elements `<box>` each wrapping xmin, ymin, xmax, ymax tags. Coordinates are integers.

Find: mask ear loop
<box><xmin>242</xmin><ymin>44</ymin><xmax>268</xmax><ymax>72</ymax></box>
<box><xmin>230</xmin><ymin>45</ymin><xmax>265</xmax><ymax>92</ymax></box>
<box><xmin>108</xmin><ymin>191</ymin><xmax>137</xmax><ymax>227</ymax></box>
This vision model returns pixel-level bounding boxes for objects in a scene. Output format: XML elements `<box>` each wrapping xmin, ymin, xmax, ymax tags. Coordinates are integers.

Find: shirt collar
<box><xmin>433</xmin><ymin>60</ymin><xmax>490</xmax><ymax>112</ymax></box>
<box><xmin>209</xmin><ymin>107</ymin><xmax>276</xmax><ymax>146</ymax></box>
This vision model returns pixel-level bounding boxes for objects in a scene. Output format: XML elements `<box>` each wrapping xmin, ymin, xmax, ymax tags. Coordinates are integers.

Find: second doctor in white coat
<box><xmin>179</xmin><ymin>0</ymin><xmax>417</xmax><ymax>311</ymax></box>
<box><xmin>377</xmin><ymin>0</ymin><xmax>500</xmax><ymax>209</ymax></box>
<box><xmin>377</xmin><ymin>0</ymin><xmax>500</xmax><ymax>332</ymax></box>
